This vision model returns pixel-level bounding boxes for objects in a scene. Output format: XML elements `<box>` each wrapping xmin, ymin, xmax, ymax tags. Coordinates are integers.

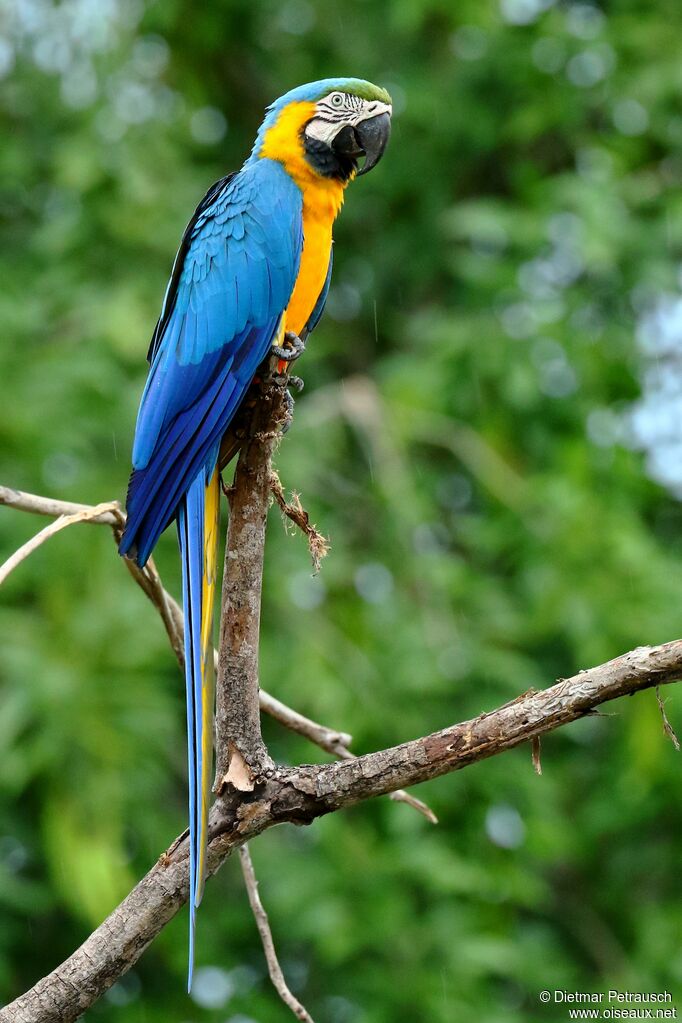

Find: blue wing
<box><xmin>119</xmin><ymin>159</ymin><xmax>304</xmax><ymax>566</ymax></box>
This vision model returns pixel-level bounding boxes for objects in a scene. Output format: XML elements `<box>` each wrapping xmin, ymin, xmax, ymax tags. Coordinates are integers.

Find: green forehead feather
<box><xmin>317</xmin><ymin>82</ymin><xmax>392</xmax><ymax>105</ymax></box>
<box><xmin>345</xmin><ymin>82</ymin><xmax>392</xmax><ymax>104</ymax></box>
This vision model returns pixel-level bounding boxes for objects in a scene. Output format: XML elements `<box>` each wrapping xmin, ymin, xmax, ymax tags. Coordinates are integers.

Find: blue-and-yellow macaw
<box><xmin>118</xmin><ymin>78</ymin><xmax>391</xmax><ymax>986</ymax></box>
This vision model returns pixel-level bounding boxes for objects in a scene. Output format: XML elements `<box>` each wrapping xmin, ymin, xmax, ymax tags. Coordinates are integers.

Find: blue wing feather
<box><xmin>147</xmin><ymin>173</ymin><xmax>237</xmax><ymax>365</ymax></box>
<box><xmin>119</xmin><ymin>159</ymin><xmax>303</xmax><ymax>563</ymax></box>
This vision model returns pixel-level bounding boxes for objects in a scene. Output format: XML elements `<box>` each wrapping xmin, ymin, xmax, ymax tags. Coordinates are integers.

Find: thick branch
<box><xmin>3</xmin><ymin>639</ymin><xmax>680</xmax><ymax>1023</ymax></box>
<box><xmin>214</xmin><ymin>381</ymin><xmax>290</xmax><ymax>789</ymax></box>
<box><xmin>297</xmin><ymin>642</ymin><xmax>682</xmax><ymax>803</ymax></box>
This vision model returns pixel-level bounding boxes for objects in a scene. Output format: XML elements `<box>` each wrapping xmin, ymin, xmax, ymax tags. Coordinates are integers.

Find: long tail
<box><xmin>177</xmin><ymin>463</ymin><xmax>220</xmax><ymax>991</ymax></box>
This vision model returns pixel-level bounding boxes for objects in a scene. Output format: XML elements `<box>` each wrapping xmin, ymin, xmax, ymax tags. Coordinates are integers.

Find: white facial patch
<box><xmin>304</xmin><ymin>92</ymin><xmax>393</xmax><ymax>147</ymax></box>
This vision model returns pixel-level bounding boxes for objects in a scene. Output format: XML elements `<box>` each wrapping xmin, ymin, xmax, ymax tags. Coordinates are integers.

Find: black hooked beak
<box><xmin>332</xmin><ymin>111</ymin><xmax>392</xmax><ymax>177</ymax></box>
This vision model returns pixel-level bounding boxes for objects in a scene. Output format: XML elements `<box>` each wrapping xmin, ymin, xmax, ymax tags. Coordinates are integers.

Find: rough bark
<box><xmin>214</xmin><ymin>381</ymin><xmax>289</xmax><ymax>790</ymax></box>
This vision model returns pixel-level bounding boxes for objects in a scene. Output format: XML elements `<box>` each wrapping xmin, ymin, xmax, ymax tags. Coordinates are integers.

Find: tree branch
<box><xmin>2</xmin><ymin>639</ymin><xmax>680</xmax><ymax>1023</ymax></box>
<box><xmin>0</xmin><ymin>501</ymin><xmax>121</xmax><ymax>586</ymax></box>
<box><xmin>239</xmin><ymin>845</ymin><xmax>315</xmax><ymax>1023</ymax></box>
<box><xmin>0</xmin><ymin>485</ymin><xmax>122</xmax><ymax>525</ymax></box>
<box><xmin>214</xmin><ymin>381</ymin><xmax>288</xmax><ymax>791</ymax></box>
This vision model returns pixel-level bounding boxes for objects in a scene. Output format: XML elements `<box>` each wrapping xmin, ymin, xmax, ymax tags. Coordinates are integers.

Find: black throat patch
<box><xmin>302</xmin><ymin>132</ymin><xmax>356</xmax><ymax>182</ymax></box>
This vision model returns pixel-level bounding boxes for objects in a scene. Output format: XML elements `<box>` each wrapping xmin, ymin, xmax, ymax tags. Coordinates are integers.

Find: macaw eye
<box><xmin>330</xmin><ymin>93</ymin><xmax>344</xmax><ymax>108</ymax></box>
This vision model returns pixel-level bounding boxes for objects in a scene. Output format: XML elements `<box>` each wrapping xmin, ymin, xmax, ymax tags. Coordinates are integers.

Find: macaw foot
<box><xmin>252</xmin><ymin>338</ymin><xmax>305</xmax><ymax>439</ymax></box>
<box><xmin>280</xmin><ymin>372</ymin><xmax>305</xmax><ymax>430</ymax></box>
<box><xmin>271</xmin><ymin>331</ymin><xmax>306</xmax><ymax>364</ymax></box>
<box><xmin>270</xmin><ymin>373</ymin><xmax>303</xmax><ymax>437</ymax></box>
<box><xmin>282</xmin><ymin>384</ymin><xmax>294</xmax><ymax>429</ymax></box>
<box><xmin>268</xmin><ymin>374</ymin><xmax>300</xmax><ymax>432</ymax></box>
<box><xmin>280</xmin><ymin>385</ymin><xmax>296</xmax><ymax>433</ymax></box>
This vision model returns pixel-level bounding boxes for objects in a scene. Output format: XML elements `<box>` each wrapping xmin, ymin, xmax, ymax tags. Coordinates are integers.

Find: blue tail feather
<box><xmin>177</xmin><ymin>468</ymin><xmax>215</xmax><ymax>991</ymax></box>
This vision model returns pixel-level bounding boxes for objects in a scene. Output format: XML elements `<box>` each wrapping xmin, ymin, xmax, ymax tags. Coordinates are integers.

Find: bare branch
<box><xmin>0</xmin><ymin>501</ymin><xmax>122</xmax><ymax>586</ymax></box>
<box><xmin>387</xmin><ymin>786</ymin><xmax>439</xmax><ymax>823</ymax></box>
<box><xmin>239</xmin><ymin>845</ymin><xmax>316</xmax><ymax>1023</ymax></box>
<box><xmin>0</xmin><ymin>485</ymin><xmax>122</xmax><ymax>525</ymax></box>
<box><xmin>122</xmin><ymin>555</ymin><xmax>186</xmax><ymax>668</ymax></box>
<box><xmin>298</xmin><ymin>644</ymin><xmax>682</xmax><ymax>805</ymax></box>
<box><xmin>332</xmin><ymin>744</ymin><xmax>438</xmax><ymax>823</ymax></box>
<box><xmin>3</xmin><ymin>639</ymin><xmax>681</xmax><ymax>1023</ymax></box>
<box><xmin>257</xmin><ymin>689</ymin><xmax>352</xmax><ymax>754</ymax></box>
<box><xmin>656</xmin><ymin>685</ymin><xmax>680</xmax><ymax>751</ymax></box>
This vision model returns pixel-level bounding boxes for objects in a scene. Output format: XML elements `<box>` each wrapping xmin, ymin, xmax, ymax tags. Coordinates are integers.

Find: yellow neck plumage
<box><xmin>259</xmin><ymin>101</ymin><xmax>349</xmax><ymax>336</ymax></box>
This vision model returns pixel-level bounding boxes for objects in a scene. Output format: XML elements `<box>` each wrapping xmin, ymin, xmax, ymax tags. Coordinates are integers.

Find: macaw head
<box><xmin>251</xmin><ymin>78</ymin><xmax>392</xmax><ymax>184</ymax></box>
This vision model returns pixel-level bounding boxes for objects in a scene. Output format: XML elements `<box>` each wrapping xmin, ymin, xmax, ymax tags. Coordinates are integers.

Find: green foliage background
<box><xmin>1</xmin><ymin>0</ymin><xmax>682</xmax><ymax>1019</ymax></box>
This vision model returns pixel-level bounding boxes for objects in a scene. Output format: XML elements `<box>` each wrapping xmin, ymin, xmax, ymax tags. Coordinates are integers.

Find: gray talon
<box><xmin>272</xmin><ymin>331</ymin><xmax>306</xmax><ymax>363</ymax></box>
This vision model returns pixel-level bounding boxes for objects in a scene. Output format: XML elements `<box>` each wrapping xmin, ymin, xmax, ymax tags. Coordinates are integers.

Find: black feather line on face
<box><xmin>302</xmin><ymin>131</ymin><xmax>356</xmax><ymax>181</ymax></box>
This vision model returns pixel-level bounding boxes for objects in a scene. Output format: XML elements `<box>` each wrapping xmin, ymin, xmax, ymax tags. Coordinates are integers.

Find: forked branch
<box><xmin>2</xmin><ymin>637</ymin><xmax>681</xmax><ymax>1023</ymax></box>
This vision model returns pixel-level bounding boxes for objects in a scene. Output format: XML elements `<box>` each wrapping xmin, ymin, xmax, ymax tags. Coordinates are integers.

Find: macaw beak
<box><xmin>332</xmin><ymin>111</ymin><xmax>392</xmax><ymax>176</ymax></box>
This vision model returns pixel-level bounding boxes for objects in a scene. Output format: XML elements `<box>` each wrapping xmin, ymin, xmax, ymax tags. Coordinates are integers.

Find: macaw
<box><xmin>118</xmin><ymin>78</ymin><xmax>392</xmax><ymax>986</ymax></box>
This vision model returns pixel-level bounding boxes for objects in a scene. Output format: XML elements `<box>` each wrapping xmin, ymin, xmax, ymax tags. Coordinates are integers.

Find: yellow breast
<box><xmin>285</xmin><ymin>206</ymin><xmax>334</xmax><ymax>336</ymax></box>
<box><xmin>258</xmin><ymin>101</ymin><xmax>349</xmax><ymax>336</ymax></box>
